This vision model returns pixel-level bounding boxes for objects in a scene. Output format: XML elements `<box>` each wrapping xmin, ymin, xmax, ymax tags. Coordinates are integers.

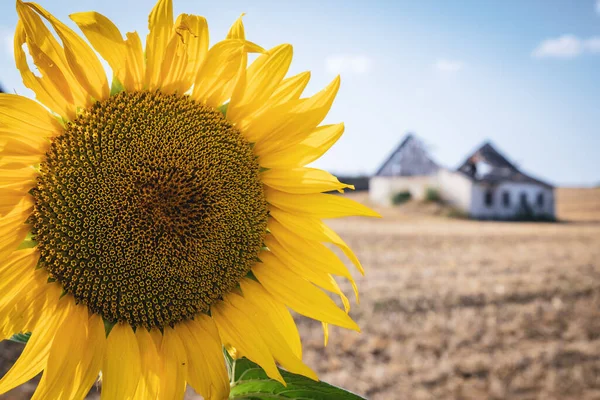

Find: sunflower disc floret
<box><xmin>30</xmin><ymin>91</ymin><xmax>268</xmax><ymax>329</ymax></box>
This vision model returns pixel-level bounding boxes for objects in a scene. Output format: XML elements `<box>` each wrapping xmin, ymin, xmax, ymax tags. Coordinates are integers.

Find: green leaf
<box><xmin>229</xmin><ymin>357</ymin><xmax>365</xmax><ymax>400</ymax></box>
<box><xmin>9</xmin><ymin>332</ymin><xmax>31</xmax><ymax>344</ymax></box>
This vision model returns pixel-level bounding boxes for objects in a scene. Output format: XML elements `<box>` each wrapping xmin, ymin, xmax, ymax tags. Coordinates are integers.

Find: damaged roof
<box><xmin>457</xmin><ymin>142</ymin><xmax>553</xmax><ymax>188</ymax></box>
<box><xmin>375</xmin><ymin>134</ymin><xmax>440</xmax><ymax>177</ymax></box>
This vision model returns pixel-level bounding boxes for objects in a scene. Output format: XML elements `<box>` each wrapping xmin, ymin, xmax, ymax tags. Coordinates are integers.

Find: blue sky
<box><xmin>0</xmin><ymin>0</ymin><xmax>598</xmax><ymax>186</ymax></box>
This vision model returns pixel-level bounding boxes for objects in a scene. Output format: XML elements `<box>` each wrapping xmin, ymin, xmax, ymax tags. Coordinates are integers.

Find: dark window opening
<box><xmin>520</xmin><ymin>192</ymin><xmax>528</xmax><ymax>206</ymax></box>
<box><xmin>537</xmin><ymin>192</ymin><xmax>544</xmax><ymax>207</ymax></box>
<box><xmin>502</xmin><ymin>191</ymin><xmax>510</xmax><ymax>207</ymax></box>
<box><xmin>484</xmin><ymin>189</ymin><xmax>494</xmax><ymax>207</ymax></box>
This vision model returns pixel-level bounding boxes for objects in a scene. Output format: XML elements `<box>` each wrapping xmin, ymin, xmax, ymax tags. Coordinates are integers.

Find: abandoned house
<box><xmin>369</xmin><ymin>134</ymin><xmax>555</xmax><ymax>220</ymax></box>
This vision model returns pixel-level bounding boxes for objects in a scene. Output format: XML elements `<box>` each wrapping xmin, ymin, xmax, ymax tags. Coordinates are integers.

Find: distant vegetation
<box><xmin>442</xmin><ymin>207</ymin><xmax>467</xmax><ymax>219</ymax></box>
<box><xmin>424</xmin><ymin>187</ymin><xmax>442</xmax><ymax>203</ymax></box>
<box><xmin>391</xmin><ymin>191</ymin><xmax>412</xmax><ymax>205</ymax></box>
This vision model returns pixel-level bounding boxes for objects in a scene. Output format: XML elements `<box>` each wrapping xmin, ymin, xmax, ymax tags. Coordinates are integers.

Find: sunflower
<box><xmin>0</xmin><ymin>0</ymin><xmax>379</xmax><ymax>399</ymax></box>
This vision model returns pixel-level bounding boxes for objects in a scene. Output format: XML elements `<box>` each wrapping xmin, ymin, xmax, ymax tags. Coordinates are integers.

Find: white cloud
<box><xmin>532</xmin><ymin>35</ymin><xmax>582</xmax><ymax>58</ymax></box>
<box><xmin>433</xmin><ymin>59</ymin><xmax>464</xmax><ymax>73</ymax></box>
<box><xmin>586</xmin><ymin>37</ymin><xmax>600</xmax><ymax>53</ymax></box>
<box><xmin>532</xmin><ymin>34</ymin><xmax>600</xmax><ymax>58</ymax></box>
<box><xmin>325</xmin><ymin>54</ymin><xmax>371</xmax><ymax>76</ymax></box>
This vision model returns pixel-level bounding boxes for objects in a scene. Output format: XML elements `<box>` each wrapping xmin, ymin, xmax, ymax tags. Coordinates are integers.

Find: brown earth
<box><xmin>1</xmin><ymin>187</ymin><xmax>599</xmax><ymax>399</ymax></box>
<box><xmin>297</xmin><ymin>187</ymin><xmax>600</xmax><ymax>399</ymax></box>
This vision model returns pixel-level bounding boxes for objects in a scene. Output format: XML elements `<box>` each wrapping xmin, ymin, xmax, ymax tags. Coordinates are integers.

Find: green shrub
<box><xmin>424</xmin><ymin>187</ymin><xmax>441</xmax><ymax>203</ymax></box>
<box><xmin>391</xmin><ymin>191</ymin><xmax>412</xmax><ymax>205</ymax></box>
<box><xmin>445</xmin><ymin>207</ymin><xmax>468</xmax><ymax>219</ymax></box>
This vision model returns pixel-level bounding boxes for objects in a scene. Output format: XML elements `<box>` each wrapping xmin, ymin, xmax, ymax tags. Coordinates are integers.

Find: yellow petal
<box><xmin>145</xmin><ymin>0</ymin><xmax>174</xmax><ymax>89</ymax></box>
<box><xmin>0</xmin><ymin>93</ymin><xmax>62</xmax><ymax>148</ymax></box>
<box><xmin>155</xmin><ymin>327</ymin><xmax>188</xmax><ymax>400</ymax></box>
<box><xmin>239</xmin><ymin>278</ymin><xmax>302</xmax><ymax>359</ymax></box>
<box><xmin>15</xmin><ymin>1</ymin><xmax>88</xmax><ymax>116</ymax></box>
<box><xmin>0</xmin><ymin>168</ymin><xmax>37</xmax><ymax>192</ymax></box>
<box><xmin>212</xmin><ymin>297</ymin><xmax>284</xmax><ymax>383</ymax></box>
<box><xmin>237</xmin><ymin>72</ymin><xmax>311</xmax><ymax>133</ymax></box>
<box><xmin>16</xmin><ymin>2</ymin><xmax>91</xmax><ymax>109</ymax></box>
<box><xmin>229</xmin><ymin>44</ymin><xmax>293</xmax><ymax>123</ymax></box>
<box><xmin>193</xmin><ymin>39</ymin><xmax>264</xmax><ymax>104</ymax></box>
<box><xmin>0</xmin><ymin>250</ymin><xmax>36</xmax><ymax>306</ymax></box>
<box><xmin>101</xmin><ymin>323</ymin><xmax>141</xmax><ymax>400</ymax></box>
<box><xmin>0</xmin><ymin>196</ymin><xmax>33</xmax><ymax>261</ymax></box>
<box><xmin>322</xmin><ymin>322</ymin><xmax>329</xmax><ymax>346</ymax></box>
<box><xmin>0</xmin><ymin>155</ymin><xmax>43</xmax><ymax>170</ymax></box>
<box><xmin>0</xmin><ymin>268</ymin><xmax>51</xmax><ymax>340</ymax></box>
<box><xmin>244</xmin><ymin>75</ymin><xmax>340</xmax><ymax>146</ymax></box>
<box><xmin>0</xmin><ymin>289</ymin><xmax>68</xmax><ymax>395</ymax></box>
<box><xmin>132</xmin><ymin>328</ymin><xmax>160</xmax><ymax>400</ymax></box>
<box><xmin>259</xmin><ymin>123</ymin><xmax>344</xmax><ymax>168</ymax></box>
<box><xmin>26</xmin><ymin>2</ymin><xmax>109</xmax><ymax>102</ymax></box>
<box><xmin>260</xmin><ymin>71</ymin><xmax>311</xmax><ymax>112</ymax></box>
<box><xmin>0</xmin><ymin>248</ymin><xmax>38</xmax><ymax>293</ymax></box>
<box><xmin>252</xmin><ymin>252</ymin><xmax>359</xmax><ymax>330</ymax></box>
<box><xmin>0</xmin><ymin>188</ymin><xmax>28</xmax><ymax>216</ymax></box>
<box><xmin>32</xmin><ymin>306</ymin><xmax>105</xmax><ymax>400</ymax></box>
<box><xmin>0</xmin><ymin>138</ymin><xmax>47</xmax><ymax>160</ymax></box>
<box><xmin>267</xmin><ymin>219</ymin><xmax>359</xmax><ymax>301</ymax></box>
<box><xmin>265</xmin><ymin>236</ymin><xmax>350</xmax><ymax>312</ymax></box>
<box><xmin>69</xmin><ymin>313</ymin><xmax>106</xmax><ymax>399</ymax></box>
<box><xmin>13</xmin><ymin>20</ymin><xmax>69</xmax><ymax>116</ymax></box>
<box><xmin>268</xmin><ymin>208</ymin><xmax>364</xmax><ymax>275</ymax></box>
<box><xmin>157</xmin><ymin>24</ymin><xmax>188</xmax><ymax>93</ymax></box>
<box><xmin>227</xmin><ymin>292</ymin><xmax>318</xmax><ymax>380</ymax></box>
<box><xmin>227</xmin><ymin>14</ymin><xmax>246</xmax><ymax>40</ymax></box>
<box><xmin>181</xmin><ymin>15</ymin><xmax>209</xmax><ymax>86</ymax></box>
<box><xmin>266</xmin><ymin>190</ymin><xmax>380</xmax><ymax>219</ymax></box>
<box><xmin>261</xmin><ymin>167</ymin><xmax>353</xmax><ymax>194</ymax></box>
<box><xmin>0</xmin><ymin>248</ymin><xmax>40</xmax><ymax>281</ymax></box>
<box><xmin>177</xmin><ymin>315</ymin><xmax>229</xmax><ymax>400</ymax></box>
<box><xmin>69</xmin><ymin>12</ymin><xmax>128</xmax><ymax>87</ymax></box>
<box><xmin>124</xmin><ymin>32</ymin><xmax>145</xmax><ymax>91</ymax></box>
<box><xmin>159</xmin><ymin>14</ymin><xmax>209</xmax><ymax>94</ymax></box>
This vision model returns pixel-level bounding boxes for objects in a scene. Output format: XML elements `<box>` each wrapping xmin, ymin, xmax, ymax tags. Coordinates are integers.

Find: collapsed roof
<box><xmin>457</xmin><ymin>142</ymin><xmax>553</xmax><ymax>188</ymax></box>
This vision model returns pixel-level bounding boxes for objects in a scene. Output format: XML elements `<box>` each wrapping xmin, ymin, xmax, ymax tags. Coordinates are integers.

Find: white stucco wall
<box><xmin>369</xmin><ymin>176</ymin><xmax>438</xmax><ymax>206</ymax></box>
<box><xmin>470</xmin><ymin>182</ymin><xmax>555</xmax><ymax>219</ymax></box>
<box><xmin>437</xmin><ymin>170</ymin><xmax>472</xmax><ymax>212</ymax></box>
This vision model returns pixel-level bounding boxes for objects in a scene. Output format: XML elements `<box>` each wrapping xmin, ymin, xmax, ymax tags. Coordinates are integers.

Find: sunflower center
<box><xmin>30</xmin><ymin>91</ymin><xmax>268</xmax><ymax>329</ymax></box>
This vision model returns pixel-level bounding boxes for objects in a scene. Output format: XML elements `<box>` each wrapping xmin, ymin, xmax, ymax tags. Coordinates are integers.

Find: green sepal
<box><xmin>55</xmin><ymin>114</ymin><xmax>67</xmax><ymax>128</ymax></box>
<box><xmin>244</xmin><ymin>270</ymin><xmax>259</xmax><ymax>282</ymax></box>
<box><xmin>17</xmin><ymin>240</ymin><xmax>37</xmax><ymax>250</ymax></box>
<box><xmin>219</xmin><ymin>103</ymin><xmax>229</xmax><ymax>117</ymax></box>
<box><xmin>228</xmin><ymin>356</ymin><xmax>366</xmax><ymax>400</ymax></box>
<box><xmin>18</xmin><ymin>229</ymin><xmax>37</xmax><ymax>249</ymax></box>
<box><xmin>110</xmin><ymin>77</ymin><xmax>125</xmax><ymax>96</ymax></box>
<box><xmin>9</xmin><ymin>332</ymin><xmax>31</xmax><ymax>344</ymax></box>
<box><xmin>103</xmin><ymin>319</ymin><xmax>116</xmax><ymax>337</ymax></box>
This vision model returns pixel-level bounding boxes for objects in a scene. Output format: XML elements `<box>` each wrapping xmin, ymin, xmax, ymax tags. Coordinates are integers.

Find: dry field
<box><xmin>1</xmin><ymin>188</ymin><xmax>599</xmax><ymax>399</ymax></box>
<box><xmin>297</xmin><ymin>187</ymin><xmax>600</xmax><ymax>399</ymax></box>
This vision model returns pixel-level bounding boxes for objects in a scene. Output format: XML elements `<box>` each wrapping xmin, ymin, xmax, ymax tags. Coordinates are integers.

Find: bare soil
<box><xmin>1</xmin><ymin>188</ymin><xmax>599</xmax><ymax>399</ymax></box>
<box><xmin>297</xmin><ymin>188</ymin><xmax>600</xmax><ymax>399</ymax></box>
